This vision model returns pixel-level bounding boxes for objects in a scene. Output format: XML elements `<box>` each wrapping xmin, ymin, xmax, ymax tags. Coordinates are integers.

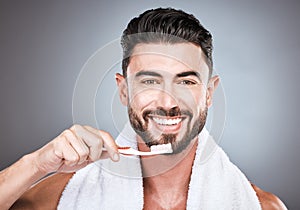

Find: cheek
<box><xmin>177</xmin><ymin>88</ymin><xmax>207</xmax><ymax>110</ymax></box>
<box><xmin>195</xmin><ymin>90</ymin><xmax>207</xmax><ymax>108</ymax></box>
<box><xmin>128</xmin><ymin>89</ymin><xmax>160</xmax><ymax>110</ymax></box>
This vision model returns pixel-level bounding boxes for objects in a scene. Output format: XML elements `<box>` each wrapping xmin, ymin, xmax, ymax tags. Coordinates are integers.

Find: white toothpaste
<box><xmin>150</xmin><ymin>143</ymin><xmax>173</xmax><ymax>154</ymax></box>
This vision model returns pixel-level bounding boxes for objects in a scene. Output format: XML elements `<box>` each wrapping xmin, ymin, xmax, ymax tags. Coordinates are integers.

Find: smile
<box><xmin>148</xmin><ymin>115</ymin><xmax>185</xmax><ymax>133</ymax></box>
<box><xmin>152</xmin><ymin>117</ymin><xmax>182</xmax><ymax>125</ymax></box>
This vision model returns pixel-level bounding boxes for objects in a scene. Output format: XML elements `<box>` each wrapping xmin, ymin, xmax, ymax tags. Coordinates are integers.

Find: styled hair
<box><xmin>121</xmin><ymin>7</ymin><xmax>213</xmax><ymax>78</ymax></box>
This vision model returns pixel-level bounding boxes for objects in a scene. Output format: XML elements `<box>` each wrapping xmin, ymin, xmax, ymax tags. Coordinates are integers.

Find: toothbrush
<box><xmin>118</xmin><ymin>143</ymin><xmax>173</xmax><ymax>156</ymax></box>
<box><xmin>103</xmin><ymin>143</ymin><xmax>173</xmax><ymax>156</ymax></box>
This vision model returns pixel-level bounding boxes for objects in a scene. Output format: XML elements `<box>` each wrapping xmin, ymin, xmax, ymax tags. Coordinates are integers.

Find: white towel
<box><xmin>58</xmin><ymin>123</ymin><xmax>261</xmax><ymax>210</ymax></box>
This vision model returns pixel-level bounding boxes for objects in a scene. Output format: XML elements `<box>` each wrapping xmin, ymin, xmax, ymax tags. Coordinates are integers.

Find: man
<box><xmin>0</xmin><ymin>7</ymin><xmax>286</xmax><ymax>209</ymax></box>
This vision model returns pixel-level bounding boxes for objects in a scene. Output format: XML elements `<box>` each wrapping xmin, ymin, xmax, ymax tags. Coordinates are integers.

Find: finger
<box><xmin>65</xmin><ymin>129</ymin><xmax>90</xmax><ymax>165</ymax></box>
<box><xmin>99</xmin><ymin>150</ymin><xmax>110</xmax><ymax>160</ymax></box>
<box><xmin>84</xmin><ymin>126</ymin><xmax>119</xmax><ymax>162</ymax></box>
<box><xmin>70</xmin><ymin>124</ymin><xmax>103</xmax><ymax>161</ymax></box>
<box><xmin>55</xmin><ymin>136</ymin><xmax>79</xmax><ymax>167</ymax></box>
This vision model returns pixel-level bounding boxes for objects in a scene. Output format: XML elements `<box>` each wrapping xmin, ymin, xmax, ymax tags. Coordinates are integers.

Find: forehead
<box><xmin>127</xmin><ymin>43</ymin><xmax>209</xmax><ymax>79</ymax></box>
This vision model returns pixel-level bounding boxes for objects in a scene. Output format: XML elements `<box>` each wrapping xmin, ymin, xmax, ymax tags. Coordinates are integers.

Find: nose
<box><xmin>156</xmin><ymin>89</ymin><xmax>178</xmax><ymax>110</ymax></box>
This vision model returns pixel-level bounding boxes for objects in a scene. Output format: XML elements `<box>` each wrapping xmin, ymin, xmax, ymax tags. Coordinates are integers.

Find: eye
<box><xmin>178</xmin><ymin>80</ymin><xmax>197</xmax><ymax>85</ymax></box>
<box><xmin>142</xmin><ymin>79</ymin><xmax>160</xmax><ymax>85</ymax></box>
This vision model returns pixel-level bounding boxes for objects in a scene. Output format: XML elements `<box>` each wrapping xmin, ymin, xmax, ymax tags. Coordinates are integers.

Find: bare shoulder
<box><xmin>251</xmin><ymin>183</ymin><xmax>287</xmax><ymax>210</ymax></box>
<box><xmin>10</xmin><ymin>173</ymin><xmax>74</xmax><ymax>210</ymax></box>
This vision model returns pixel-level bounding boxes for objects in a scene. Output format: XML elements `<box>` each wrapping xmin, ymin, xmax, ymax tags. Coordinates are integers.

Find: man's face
<box><xmin>118</xmin><ymin>43</ymin><xmax>211</xmax><ymax>154</ymax></box>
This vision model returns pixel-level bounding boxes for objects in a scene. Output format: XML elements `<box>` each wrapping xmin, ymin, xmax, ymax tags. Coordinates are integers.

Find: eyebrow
<box><xmin>176</xmin><ymin>71</ymin><xmax>201</xmax><ymax>80</ymax></box>
<box><xmin>135</xmin><ymin>70</ymin><xmax>162</xmax><ymax>78</ymax></box>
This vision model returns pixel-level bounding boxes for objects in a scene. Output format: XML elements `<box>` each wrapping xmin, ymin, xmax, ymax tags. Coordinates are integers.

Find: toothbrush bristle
<box><xmin>117</xmin><ymin>146</ymin><xmax>131</xmax><ymax>150</ymax></box>
<box><xmin>150</xmin><ymin>143</ymin><xmax>173</xmax><ymax>153</ymax></box>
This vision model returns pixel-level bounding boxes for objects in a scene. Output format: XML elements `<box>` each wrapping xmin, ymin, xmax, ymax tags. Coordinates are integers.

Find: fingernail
<box><xmin>113</xmin><ymin>153</ymin><xmax>120</xmax><ymax>161</ymax></box>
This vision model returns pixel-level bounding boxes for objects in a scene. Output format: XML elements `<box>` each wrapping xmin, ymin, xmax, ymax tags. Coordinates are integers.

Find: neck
<box><xmin>139</xmin><ymin>138</ymin><xmax>198</xmax><ymax>208</ymax></box>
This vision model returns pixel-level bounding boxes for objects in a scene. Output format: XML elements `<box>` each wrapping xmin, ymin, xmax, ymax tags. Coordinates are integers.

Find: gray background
<box><xmin>0</xmin><ymin>0</ymin><xmax>299</xmax><ymax>209</ymax></box>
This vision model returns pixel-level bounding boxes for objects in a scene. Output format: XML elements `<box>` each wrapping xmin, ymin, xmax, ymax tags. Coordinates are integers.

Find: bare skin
<box><xmin>0</xmin><ymin>124</ymin><xmax>120</xmax><ymax>210</ymax></box>
<box><xmin>142</xmin><ymin>138</ymin><xmax>198</xmax><ymax>210</ymax></box>
<box><xmin>9</xmin><ymin>139</ymin><xmax>286</xmax><ymax>210</ymax></box>
<box><xmin>1</xmin><ymin>43</ymin><xmax>287</xmax><ymax>210</ymax></box>
<box><xmin>11</xmin><ymin>173</ymin><xmax>74</xmax><ymax>210</ymax></box>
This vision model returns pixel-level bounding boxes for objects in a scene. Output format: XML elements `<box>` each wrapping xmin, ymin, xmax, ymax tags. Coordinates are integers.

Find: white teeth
<box><xmin>152</xmin><ymin>117</ymin><xmax>182</xmax><ymax>125</ymax></box>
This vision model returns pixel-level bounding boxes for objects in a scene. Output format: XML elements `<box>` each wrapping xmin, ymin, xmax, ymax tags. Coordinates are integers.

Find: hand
<box><xmin>32</xmin><ymin>125</ymin><xmax>119</xmax><ymax>174</ymax></box>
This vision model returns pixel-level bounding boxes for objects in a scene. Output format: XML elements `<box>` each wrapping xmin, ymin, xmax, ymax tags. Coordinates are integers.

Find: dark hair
<box><xmin>121</xmin><ymin>7</ymin><xmax>213</xmax><ymax>78</ymax></box>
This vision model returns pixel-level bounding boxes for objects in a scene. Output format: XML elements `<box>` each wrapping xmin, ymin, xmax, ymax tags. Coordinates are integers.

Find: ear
<box><xmin>115</xmin><ymin>73</ymin><xmax>128</xmax><ymax>106</ymax></box>
<box><xmin>206</xmin><ymin>75</ymin><xmax>220</xmax><ymax>108</ymax></box>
